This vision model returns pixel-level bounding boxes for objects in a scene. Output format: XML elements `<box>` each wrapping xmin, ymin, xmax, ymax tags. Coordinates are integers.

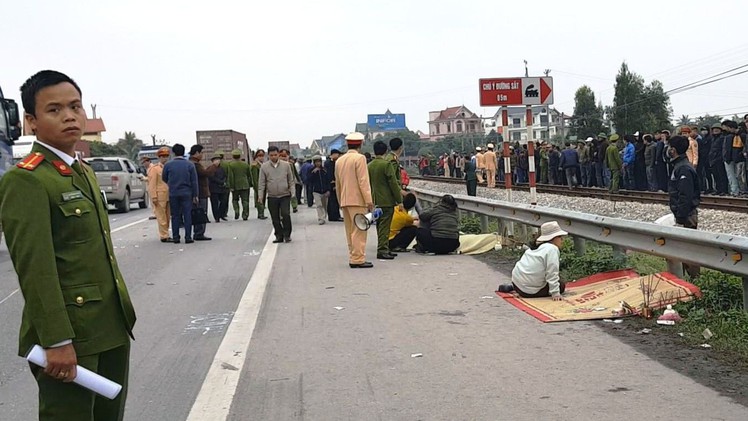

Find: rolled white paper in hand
<box><xmin>26</xmin><ymin>345</ymin><xmax>122</xmax><ymax>400</ymax></box>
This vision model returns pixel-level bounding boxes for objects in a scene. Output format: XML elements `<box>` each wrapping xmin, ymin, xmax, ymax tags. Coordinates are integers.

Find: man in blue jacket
<box><xmin>301</xmin><ymin>158</ymin><xmax>314</xmax><ymax>207</ymax></box>
<box><xmin>559</xmin><ymin>143</ymin><xmax>580</xmax><ymax>188</ymax></box>
<box><xmin>622</xmin><ymin>135</ymin><xmax>636</xmax><ymax>190</ymax></box>
<box><xmin>162</xmin><ymin>143</ymin><xmax>199</xmax><ymax>244</ymax></box>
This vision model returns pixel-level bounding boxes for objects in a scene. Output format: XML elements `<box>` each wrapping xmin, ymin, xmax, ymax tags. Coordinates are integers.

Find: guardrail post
<box><xmin>573</xmin><ymin>237</ymin><xmax>586</xmax><ymax>256</ymax></box>
<box><xmin>480</xmin><ymin>215</ymin><xmax>489</xmax><ymax>233</ymax></box>
<box><xmin>612</xmin><ymin>245</ymin><xmax>626</xmax><ymax>260</ymax></box>
<box><xmin>743</xmin><ymin>277</ymin><xmax>748</xmax><ymax>311</ymax></box>
<box><xmin>666</xmin><ymin>259</ymin><xmax>685</xmax><ymax>278</ymax></box>
<box><xmin>519</xmin><ymin>223</ymin><xmax>528</xmax><ymax>243</ymax></box>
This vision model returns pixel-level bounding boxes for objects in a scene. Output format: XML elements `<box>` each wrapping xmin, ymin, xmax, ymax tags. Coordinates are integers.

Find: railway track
<box><xmin>411</xmin><ymin>175</ymin><xmax>748</xmax><ymax>213</ymax></box>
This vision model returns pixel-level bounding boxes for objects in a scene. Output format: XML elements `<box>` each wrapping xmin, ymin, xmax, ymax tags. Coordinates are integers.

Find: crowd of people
<box><xmin>422</xmin><ymin>116</ymin><xmax>748</xmax><ymax>198</ymax></box>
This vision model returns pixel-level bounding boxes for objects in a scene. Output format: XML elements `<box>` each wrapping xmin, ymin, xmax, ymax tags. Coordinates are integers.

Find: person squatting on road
<box><xmin>163</xmin><ymin>143</ymin><xmax>199</xmax><ymax>244</ymax></box>
<box><xmin>389</xmin><ymin>193</ymin><xmax>419</xmax><ymax>252</ymax></box>
<box><xmin>309</xmin><ymin>155</ymin><xmax>331</xmax><ymax>224</ymax></box>
<box><xmin>335</xmin><ymin>132</ymin><xmax>375</xmax><ymax>268</ymax></box>
<box><xmin>148</xmin><ymin>146</ymin><xmax>172</xmax><ymax>242</ymax></box>
<box><xmin>414</xmin><ymin>194</ymin><xmax>460</xmax><ymax>255</ymax></box>
<box><xmin>0</xmin><ymin>70</ymin><xmax>137</xmax><ymax>421</ymax></box>
<box><xmin>368</xmin><ymin>140</ymin><xmax>403</xmax><ymax>260</ymax></box>
<box><xmin>498</xmin><ymin>221</ymin><xmax>568</xmax><ymax>301</ymax></box>
<box><xmin>259</xmin><ymin>146</ymin><xmax>295</xmax><ymax>243</ymax></box>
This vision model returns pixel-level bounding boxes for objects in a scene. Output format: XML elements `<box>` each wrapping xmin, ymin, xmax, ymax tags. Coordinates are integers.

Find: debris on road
<box><xmin>480</xmin><ymin>295</ymin><xmax>494</xmax><ymax>299</ymax></box>
<box><xmin>700</xmin><ymin>344</ymin><xmax>712</xmax><ymax>349</ymax></box>
<box><xmin>410</xmin><ymin>353</ymin><xmax>423</xmax><ymax>358</ymax></box>
<box><xmin>702</xmin><ymin>328</ymin><xmax>713</xmax><ymax>340</ymax></box>
<box><xmin>146</xmin><ymin>282</ymin><xmax>155</xmax><ymax>286</ymax></box>
<box><xmin>333</xmin><ymin>306</ymin><xmax>345</xmax><ymax>311</ymax></box>
<box><xmin>638</xmin><ymin>328</ymin><xmax>652</xmax><ymax>334</ymax></box>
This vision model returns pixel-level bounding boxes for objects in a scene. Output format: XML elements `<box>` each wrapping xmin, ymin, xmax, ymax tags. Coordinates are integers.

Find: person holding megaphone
<box><xmin>335</xmin><ymin>132</ymin><xmax>375</xmax><ymax>268</ymax></box>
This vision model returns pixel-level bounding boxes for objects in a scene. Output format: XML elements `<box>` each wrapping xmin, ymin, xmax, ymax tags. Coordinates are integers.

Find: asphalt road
<box><xmin>0</xmin><ymin>204</ymin><xmax>271</xmax><ymax>421</ymax></box>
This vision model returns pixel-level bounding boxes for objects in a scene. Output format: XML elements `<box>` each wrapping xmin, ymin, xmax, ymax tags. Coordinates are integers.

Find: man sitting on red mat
<box><xmin>498</xmin><ymin>221</ymin><xmax>568</xmax><ymax>301</ymax></box>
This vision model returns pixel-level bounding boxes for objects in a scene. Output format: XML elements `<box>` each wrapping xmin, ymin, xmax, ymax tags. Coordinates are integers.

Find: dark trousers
<box><xmin>513</xmin><ymin>282</ymin><xmax>567</xmax><ymax>298</ymax></box>
<box><xmin>219</xmin><ymin>191</ymin><xmax>230</xmax><ymax>218</ymax></box>
<box><xmin>416</xmin><ymin>227</ymin><xmax>460</xmax><ymax>255</ymax></box>
<box><xmin>466</xmin><ymin>179</ymin><xmax>477</xmax><ymax>196</ymax></box>
<box><xmin>32</xmin><ymin>343</ymin><xmax>130</xmax><ymax>421</ymax></box>
<box><xmin>194</xmin><ymin>198</ymin><xmax>209</xmax><ymax>237</ymax></box>
<box><xmin>376</xmin><ymin>206</ymin><xmax>394</xmax><ymax>254</ymax></box>
<box><xmin>268</xmin><ymin>195</ymin><xmax>292</xmax><ymax>240</ymax></box>
<box><xmin>390</xmin><ymin>225</ymin><xmax>418</xmax><ymax>250</ymax></box>
<box><xmin>711</xmin><ymin>162</ymin><xmax>728</xmax><ymax>194</ymax></box>
<box><xmin>676</xmin><ymin>210</ymin><xmax>700</xmax><ymax>278</ymax></box>
<box><xmin>304</xmin><ymin>183</ymin><xmax>314</xmax><ymax>207</ymax></box>
<box><xmin>699</xmin><ymin>163</ymin><xmax>713</xmax><ymax>192</ymax></box>
<box><xmin>328</xmin><ymin>189</ymin><xmax>341</xmax><ymax>221</ymax></box>
<box><xmin>210</xmin><ymin>192</ymin><xmax>224</xmax><ymax>222</ymax></box>
<box><xmin>170</xmin><ymin>194</ymin><xmax>193</xmax><ymax>240</ymax></box>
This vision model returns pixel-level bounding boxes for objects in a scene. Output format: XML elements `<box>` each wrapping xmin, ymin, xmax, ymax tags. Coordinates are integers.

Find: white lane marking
<box><xmin>0</xmin><ymin>217</ymin><xmax>147</xmax><ymax>308</ymax></box>
<box><xmin>111</xmin><ymin>217</ymin><xmax>149</xmax><ymax>233</ymax></box>
<box><xmin>0</xmin><ymin>288</ymin><xmax>19</xmax><ymax>306</ymax></box>
<box><xmin>186</xmin><ymin>233</ymin><xmax>278</xmax><ymax>421</ymax></box>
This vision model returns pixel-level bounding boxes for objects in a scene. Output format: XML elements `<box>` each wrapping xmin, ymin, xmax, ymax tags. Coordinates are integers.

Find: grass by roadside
<box><xmin>464</xmin><ymin>215</ymin><xmax>748</xmax><ymax>364</ymax></box>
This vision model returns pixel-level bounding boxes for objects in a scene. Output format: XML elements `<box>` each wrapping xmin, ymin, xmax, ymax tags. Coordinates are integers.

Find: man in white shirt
<box><xmin>498</xmin><ymin>221</ymin><xmax>568</xmax><ymax>301</ymax></box>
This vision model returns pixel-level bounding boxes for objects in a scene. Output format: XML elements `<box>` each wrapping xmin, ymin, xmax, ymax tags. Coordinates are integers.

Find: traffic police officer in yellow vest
<box><xmin>0</xmin><ymin>70</ymin><xmax>136</xmax><ymax>421</ymax></box>
<box><xmin>148</xmin><ymin>146</ymin><xmax>172</xmax><ymax>242</ymax></box>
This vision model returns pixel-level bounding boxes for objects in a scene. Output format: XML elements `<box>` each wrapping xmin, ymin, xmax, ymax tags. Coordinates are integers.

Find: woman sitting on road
<box><xmin>498</xmin><ymin>221</ymin><xmax>568</xmax><ymax>301</ymax></box>
<box><xmin>414</xmin><ymin>194</ymin><xmax>460</xmax><ymax>255</ymax></box>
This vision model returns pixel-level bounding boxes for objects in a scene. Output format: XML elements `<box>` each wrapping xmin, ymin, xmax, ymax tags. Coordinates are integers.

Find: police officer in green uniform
<box><xmin>0</xmin><ymin>70</ymin><xmax>136</xmax><ymax>421</ymax></box>
<box><xmin>227</xmin><ymin>149</ymin><xmax>253</xmax><ymax>220</ymax></box>
<box><xmin>368</xmin><ymin>140</ymin><xmax>403</xmax><ymax>260</ymax></box>
<box><xmin>214</xmin><ymin>149</ymin><xmax>231</xmax><ymax>220</ymax></box>
<box><xmin>249</xmin><ymin>149</ymin><xmax>268</xmax><ymax>219</ymax></box>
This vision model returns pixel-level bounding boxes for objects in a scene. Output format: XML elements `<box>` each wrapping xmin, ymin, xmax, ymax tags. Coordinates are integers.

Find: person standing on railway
<box><xmin>539</xmin><ymin>142</ymin><xmax>549</xmax><ymax>184</ymax></box>
<box><xmin>475</xmin><ymin>147</ymin><xmax>485</xmax><ymax>183</ymax></box>
<box><xmin>596</xmin><ymin>133</ymin><xmax>610</xmax><ymax>188</ymax></box>
<box><xmin>722</xmin><ymin>120</ymin><xmax>747</xmax><ymax>197</ymax></box>
<box><xmin>654</xmin><ymin>131</ymin><xmax>668</xmax><ymax>192</ymax></box>
<box><xmin>2</xmin><ymin>70</ymin><xmax>137</xmax><ymax>421</ymax></box>
<box><xmin>698</xmin><ymin>126</ymin><xmax>713</xmax><ymax>194</ymax></box>
<box><xmin>484</xmin><ymin>143</ymin><xmax>497</xmax><ymax>188</ymax></box>
<box><xmin>548</xmin><ymin>145</ymin><xmax>560</xmax><ymax>185</ymax></box>
<box><xmin>668</xmin><ymin>135</ymin><xmax>701</xmax><ymax>278</ymax></box>
<box><xmin>579</xmin><ymin>139</ymin><xmax>591</xmax><ymax>187</ymax></box>
<box><xmin>708</xmin><ymin>124</ymin><xmax>729</xmax><ymax>195</ymax></box>
<box><xmin>559</xmin><ymin>142</ymin><xmax>579</xmax><ymax>189</ymax></box>
<box><xmin>464</xmin><ymin>155</ymin><xmax>478</xmax><ymax>196</ymax></box>
<box><xmin>605</xmin><ymin>135</ymin><xmax>623</xmax><ymax>193</ymax></box>
<box><xmin>644</xmin><ymin>135</ymin><xmax>657</xmax><ymax>191</ymax></box>
<box><xmin>622</xmin><ymin>135</ymin><xmax>636</xmax><ymax>190</ymax></box>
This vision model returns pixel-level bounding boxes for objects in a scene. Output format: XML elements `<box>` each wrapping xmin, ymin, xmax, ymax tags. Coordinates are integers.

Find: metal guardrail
<box><xmin>411</xmin><ymin>187</ymin><xmax>748</xmax><ymax>309</ymax></box>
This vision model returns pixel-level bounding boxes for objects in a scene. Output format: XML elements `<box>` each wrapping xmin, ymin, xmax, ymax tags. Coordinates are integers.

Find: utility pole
<box><xmin>150</xmin><ymin>134</ymin><xmax>156</xmax><ymax>146</ymax></box>
<box><xmin>90</xmin><ymin>104</ymin><xmax>97</xmax><ymax>119</ymax></box>
<box><xmin>524</xmin><ymin>60</ymin><xmax>529</xmax><ymax>77</ymax></box>
<box><xmin>544</xmin><ymin>69</ymin><xmax>551</xmax><ymax>141</ymax></box>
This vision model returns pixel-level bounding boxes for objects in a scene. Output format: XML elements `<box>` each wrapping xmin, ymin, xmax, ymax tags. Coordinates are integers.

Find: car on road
<box><xmin>86</xmin><ymin>156</ymin><xmax>148</xmax><ymax>212</ymax></box>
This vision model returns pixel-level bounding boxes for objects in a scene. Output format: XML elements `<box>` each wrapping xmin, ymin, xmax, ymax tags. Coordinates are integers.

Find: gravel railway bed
<box><xmin>411</xmin><ymin>178</ymin><xmax>748</xmax><ymax>239</ymax></box>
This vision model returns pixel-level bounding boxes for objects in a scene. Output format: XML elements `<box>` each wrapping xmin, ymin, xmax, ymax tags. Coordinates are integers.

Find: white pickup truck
<box><xmin>86</xmin><ymin>157</ymin><xmax>148</xmax><ymax>212</ymax></box>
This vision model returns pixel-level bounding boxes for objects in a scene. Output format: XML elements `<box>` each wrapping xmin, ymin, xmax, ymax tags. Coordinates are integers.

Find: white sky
<box><xmin>4</xmin><ymin>0</ymin><xmax>748</xmax><ymax>149</ymax></box>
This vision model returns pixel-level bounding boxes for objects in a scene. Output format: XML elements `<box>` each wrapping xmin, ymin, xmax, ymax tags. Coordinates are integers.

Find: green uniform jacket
<box><xmin>250</xmin><ymin>162</ymin><xmax>261</xmax><ymax>191</ymax></box>
<box><xmin>605</xmin><ymin>144</ymin><xmax>623</xmax><ymax>171</ymax></box>
<box><xmin>227</xmin><ymin>159</ymin><xmax>252</xmax><ymax>191</ymax></box>
<box><xmin>384</xmin><ymin>152</ymin><xmax>401</xmax><ymax>185</ymax></box>
<box><xmin>368</xmin><ymin>156</ymin><xmax>402</xmax><ymax>207</ymax></box>
<box><xmin>219</xmin><ymin>161</ymin><xmax>231</xmax><ymax>188</ymax></box>
<box><xmin>0</xmin><ymin>143</ymin><xmax>136</xmax><ymax>357</ymax></box>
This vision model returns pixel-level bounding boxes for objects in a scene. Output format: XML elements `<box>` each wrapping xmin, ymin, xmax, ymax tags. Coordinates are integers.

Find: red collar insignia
<box><xmin>52</xmin><ymin>160</ymin><xmax>73</xmax><ymax>176</ymax></box>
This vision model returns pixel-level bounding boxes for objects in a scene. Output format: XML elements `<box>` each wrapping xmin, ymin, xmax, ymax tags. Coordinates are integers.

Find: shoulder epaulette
<box><xmin>16</xmin><ymin>152</ymin><xmax>45</xmax><ymax>171</ymax></box>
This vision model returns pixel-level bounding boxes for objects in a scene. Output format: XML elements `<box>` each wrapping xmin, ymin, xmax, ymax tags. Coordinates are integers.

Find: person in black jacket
<box><xmin>208</xmin><ymin>153</ymin><xmax>228</xmax><ymax>223</ymax></box>
<box><xmin>309</xmin><ymin>156</ymin><xmax>331</xmax><ymax>224</ymax></box>
<box><xmin>707</xmin><ymin>124</ymin><xmax>729</xmax><ymax>195</ymax></box>
<box><xmin>697</xmin><ymin>126</ymin><xmax>712</xmax><ymax>193</ymax></box>
<box><xmin>668</xmin><ymin>135</ymin><xmax>700</xmax><ymax>278</ymax></box>
<box><xmin>325</xmin><ymin>149</ymin><xmax>343</xmax><ymax>222</ymax></box>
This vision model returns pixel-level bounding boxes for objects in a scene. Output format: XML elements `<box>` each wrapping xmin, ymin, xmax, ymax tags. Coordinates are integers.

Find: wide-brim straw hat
<box><xmin>537</xmin><ymin>221</ymin><xmax>568</xmax><ymax>242</ymax></box>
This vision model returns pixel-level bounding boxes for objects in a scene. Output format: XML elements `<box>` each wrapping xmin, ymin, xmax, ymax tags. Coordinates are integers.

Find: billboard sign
<box><xmin>479</xmin><ymin>77</ymin><xmax>553</xmax><ymax>106</ymax></box>
<box><xmin>367</xmin><ymin>111</ymin><xmax>406</xmax><ymax>131</ymax></box>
